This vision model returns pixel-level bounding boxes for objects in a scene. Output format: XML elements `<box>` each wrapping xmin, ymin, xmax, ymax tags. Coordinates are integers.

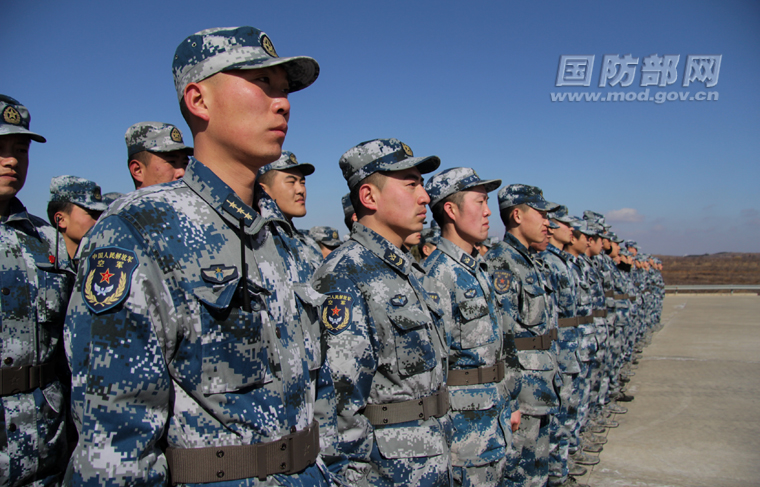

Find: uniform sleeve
<box><xmin>313</xmin><ymin>274</ymin><xmax>378</xmax><ymax>485</ymax></box>
<box><xmin>65</xmin><ymin>215</ymin><xmax>173</xmax><ymax>486</ymax></box>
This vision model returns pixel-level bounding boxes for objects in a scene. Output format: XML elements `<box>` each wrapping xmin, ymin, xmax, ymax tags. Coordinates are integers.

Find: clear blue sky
<box><xmin>4</xmin><ymin>0</ymin><xmax>759</xmax><ymax>255</ymax></box>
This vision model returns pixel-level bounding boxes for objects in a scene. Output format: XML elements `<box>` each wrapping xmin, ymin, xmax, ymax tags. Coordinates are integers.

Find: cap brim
<box><xmin>294</xmin><ymin>163</ymin><xmax>315</xmax><ymax>176</ymax></box>
<box><xmin>379</xmin><ymin>155</ymin><xmax>441</xmax><ymax>176</ymax></box>
<box><xmin>527</xmin><ymin>200</ymin><xmax>560</xmax><ymax>212</ymax></box>
<box><xmin>76</xmin><ymin>201</ymin><xmax>108</xmax><ymax>212</ymax></box>
<box><xmin>232</xmin><ymin>55</ymin><xmax>320</xmax><ymax>93</ymax></box>
<box><xmin>1</xmin><ymin>125</ymin><xmax>46</xmax><ymax>143</ymax></box>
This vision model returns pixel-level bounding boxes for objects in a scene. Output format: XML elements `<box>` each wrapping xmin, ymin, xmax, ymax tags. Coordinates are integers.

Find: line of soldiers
<box><xmin>0</xmin><ymin>24</ymin><xmax>664</xmax><ymax>487</ymax></box>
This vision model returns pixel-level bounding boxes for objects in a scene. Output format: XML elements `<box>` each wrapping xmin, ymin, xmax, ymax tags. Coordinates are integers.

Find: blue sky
<box><xmin>4</xmin><ymin>0</ymin><xmax>759</xmax><ymax>255</ymax></box>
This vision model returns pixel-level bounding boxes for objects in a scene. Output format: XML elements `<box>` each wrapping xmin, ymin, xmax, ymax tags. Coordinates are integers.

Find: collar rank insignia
<box><xmin>390</xmin><ymin>294</ymin><xmax>408</xmax><ymax>307</ymax></box>
<box><xmin>322</xmin><ymin>293</ymin><xmax>353</xmax><ymax>334</ymax></box>
<box><xmin>383</xmin><ymin>248</ymin><xmax>405</xmax><ymax>268</ymax></box>
<box><xmin>223</xmin><ymin>194</ymin><xmax>255</xmax><ymax>227</ymax></box>
<box><xmin>201</xmin><ymin>265</ymin><xmax>239</xmax><ymax>284</ymax></box>
<box><xmin>460</xmin><ymin>253</ymin><xmax>475</xmax><ymax>269</ymax></box>
<box><xmin>82</xmin><ymin>247</ymin><xmax>138</xmax><ymax>314</ymax></box>
<box><xmin>493</xmin><ymin>270</ymin><xmax>512</xmax><ymax>294</ymax></box>
<box><xmin>464</xmin><ymin>288</ymin><xmax>477</xmax><ymax>299</ymax></box>
<box><xmin>428</xmin><ymin>292</ymin><xmax>440</xmax><ymax>304</ymax></box>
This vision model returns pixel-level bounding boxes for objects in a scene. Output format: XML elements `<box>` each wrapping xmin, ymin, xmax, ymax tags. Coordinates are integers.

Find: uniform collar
<box><xmin>3</xmin><ymin>197</ymin><xmax>42</xmax><ymax>239</ymax></box>
<box><xmin>350</xmin><ymin>223</ymin><xmax>422</xmax><ymax>276</ymax></box>
<box><xmin>183</xmin><ymin>157</ymin><xmax>266</xmax><ymax>235</ymax></box>
<box><xmin>437</xmin><ymin>237</ymin><xmax>484</xmax><ymax>274</ymax></box>
<box><xmin>503</xmin><ymin>231</ymin><xmax>532</xmax><ymax>261</ymax></box>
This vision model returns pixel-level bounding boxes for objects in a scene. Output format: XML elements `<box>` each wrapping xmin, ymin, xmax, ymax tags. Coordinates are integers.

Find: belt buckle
<box><xmin>1</xmin><ymin>367</ymin><xmax>28</xmax><ymax>395</ymax></box>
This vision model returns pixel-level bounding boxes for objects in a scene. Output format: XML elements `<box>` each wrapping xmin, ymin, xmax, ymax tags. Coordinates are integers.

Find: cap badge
<box><xmin>170</xmin><ymin>127</ymin><xmax>182</xmax><ymax>142</ymax></box>
<box><xmin>332</xmin><ymin>231</ymin><xmax>338</xmax><ymax>239</ymax></box>
<box><xmin>401</xmin><ymin>142</ymin><xmax>413</xmax><ymax>157</ymax></box>
<box><xmin>260</xmin><ymin>34</ymin><xmax>278</xmax><ymax>58</ymax></box>
<box><xmin>93</xmin><ymin>188</ymin><xmax>102</xmax><ymax>200</ymax></box>
<box><xmin>3</xmin><ymin>106</ymin><xmax>21</xmax><ymax>125</ymax></box>
<box><xmin>289</xmin><ymin>153</ymin><xmax>298</xmax><ymax>164</ymax></box>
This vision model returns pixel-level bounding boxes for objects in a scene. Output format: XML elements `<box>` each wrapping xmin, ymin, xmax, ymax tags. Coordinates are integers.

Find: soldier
<box><xmin>125</xmin><ymin>121</ymin><xmax>193</xmax><ymax>189</ymax></box>
<box><xmin>101</xmin><ymin>192</ymin><xmax>123</xmax><ymax>206</ymax></box>
<box><xmin>312</xmin><ymin>138</ymin><xmax>451</xmax><ymax>485</ymax></box>
<box><xmin>47</xmin><ymin>176</ymin><xmax>108</xmax><ymax>260</ymax></box>
<box><xmin>65</xmin><ymin>26</ymin><xmax>336</xmax><ymax>485</ymax></box>
<box><xmin>257</xmin><ymin>151</ymin><xmax>323</xmax><ymax>273</ymax></box>
<box><xmin>0</xmin><ymin>95</ymin><xmax>74</xmax><ymax>485</ymax></box>
<box><xmin>484</xmin><ymin>184</ymin><xmax>560</xmax><ymax>487</ymax></box>
<box><xmin>310</xmin><ymin>226</ymin><xmax>342</xmax><ymax>258</ymax></box>
<box><xmin>341</xmin><ymin>193</ymin><xmax>356</xmax><ymax>232</ymax></box>
<box><xmin>422</xmin><ymin>167</ymin><xmax>521</xmax><ymax>487</ymax></box>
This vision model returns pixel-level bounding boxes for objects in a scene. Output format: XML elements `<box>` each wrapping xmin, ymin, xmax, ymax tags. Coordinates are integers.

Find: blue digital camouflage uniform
<box><xmin>486</xmin><ymin>232</ymin><xmax>559</xmax><ymax>487</ymax></box>
<box><xmin>65</xmin><ymin>158</ymin><xmax>336</xmax><ymax>486</ymax></box>
<box><xmin>1</xmin><ymin>197</ymin><xmax>74</xmax><ymax>486</ymax></box>
<box><xmin>539</xmin><ymin>243</ymin><xmax>583</xmax><ymax>486</ymax></box>
<box><xmin>423</xmin><ymin>237</ymin><xmax>518</xmax><ymax>487</ymax></box>
<box><xmin>312</xmin><ymin>223</ymin><xmax>451</xmax><ymax>486</ymax></box>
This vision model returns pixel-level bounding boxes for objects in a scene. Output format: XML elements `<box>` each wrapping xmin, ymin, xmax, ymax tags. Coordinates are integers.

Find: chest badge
<box><xmin>390</xmin><ymin>294</ymin><xmax>408</xmax><ymax>307</ymax></box>
<box><xmin>464</xmin><ymin>288</ymin><xmax>477</xmax><ymax>299</ymax></box>
<box><xmin>322</xmin><ymin>293</ymin><xmax>353</xmax><ymax>334</ymax></box>
<box><xmin>82</xmin><ymin>247</ymin><xmax>138</xmax><ymax>314</ymax></box>
<box><xmin>493</xmin><ymin>270</ymin><xmax>512</xmax><ymax>294</ymax></box>
<box><xmin>201</xmin><ymin>265</ymin><xmax>239</xmax><ymax>284</ymax></box>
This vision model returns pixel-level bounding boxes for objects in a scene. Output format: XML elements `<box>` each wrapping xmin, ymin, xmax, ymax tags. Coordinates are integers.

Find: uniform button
<box><xmin>4</xmin><ymin>357</ymin><xmax>12</xmax><ymax>365</ymax></box>
<box><xmin>1</xmin><ymin>288</ymin><xmax>8</xmax><ymax>295</ymax></box>
<box><xmin>8</xmin><ymin>423</ymin><xmax>17</xmax><ymax>433</ymax></box>
<box><xmin>275</xmin><ymin>328</ymin><xmax>282</xmax><ymax>339</ymax></box>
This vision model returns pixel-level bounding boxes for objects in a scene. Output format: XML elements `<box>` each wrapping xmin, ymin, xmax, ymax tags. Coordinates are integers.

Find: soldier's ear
<box><xmin>184</xmin><ymin>81</ymin><xmax>211</xmax><ymax>123</ymax></box>
<box><xmin>358</xmin><ymin>183</ymin><xmax>378</xmax><ymax>212</ymax></box>
<box><xmin>54</xmin><ymin>212</ymin><xmax>68</xmax><ymax>231</ymax></box>
<box><xmin>129</xmin><ymin>159</ymin><xmax>145</xmax><ymax>185</ymax></box>
<box><xmin>443</xmin><ymin>200</ymin><xmax>458</xmax><ymax>222</ymax></box>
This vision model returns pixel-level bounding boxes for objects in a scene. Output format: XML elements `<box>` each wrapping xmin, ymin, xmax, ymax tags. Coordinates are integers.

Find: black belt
<box><xmin>362</xmin><ymin>387</ymin><xmax>449</xmax><ymax>426</ymax></box>
<box><xmin>0</xmin><ymin>363</ymin><xmax>56</xmax><ymax>396</ymax></box>
<box><xmin>514</xmin><ymin>329</ymin><xmax>558</xmax><ymax>350</ymax></box>
<box><xmin>448</xmin><ymin>361</ymin><xmax>505</xmax><ymax>386</ymax></box>
<box><xmin>165</xmin><ymin>421</ymin><xmax>319</xmax><ymax>484</ymax></box>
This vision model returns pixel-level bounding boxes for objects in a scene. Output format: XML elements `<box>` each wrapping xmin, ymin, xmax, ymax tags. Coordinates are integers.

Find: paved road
<box><xmin>577</xmin><ymin>294</ymin><xmax>760</xmax><ymax>487</ymax></box>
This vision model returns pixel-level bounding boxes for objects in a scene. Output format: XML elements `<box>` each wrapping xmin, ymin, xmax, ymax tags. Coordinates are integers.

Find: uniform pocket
<box><xmin>519</xmin><ymin>285</ymin><xmax>546</xmax><ymax>328</ymax></box>
<box><xmin>386</xmin><ymin>302</ymin><xmax>437</xmax><ymax>378</ymax></box>
<box><xmin>374</xmin><ymin>424</ymin><xmax>445</xmax><ymax>459</ymax></box>
<box><xmin>194</xmin><ymin>279</ymin><xmax>270</xmax><ymax>394</ymax></box>
<box><xmin>516</xmin><ymin>349</ymin><xmax>555</xmax><ymax>371</ymax></box>
<box><xmin>456</xmin><ymin>293</ymin><xmax>496</xmax><ymax>349</ymax></box>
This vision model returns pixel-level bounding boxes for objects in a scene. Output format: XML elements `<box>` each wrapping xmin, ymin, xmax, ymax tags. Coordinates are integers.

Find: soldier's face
<box><xmin>455</xmin><ymin>187</ymin><xmax>491</xmax><ymax>245</ymax></box>
<box><xmin>202</xmin><ymin>66</ymin><xmax>290</xmax><ymax>169</ymax></box>
<box><xmin>404</xmin><ymin>231</ymin><xmax>422</xmax><ymax>247</ymax></box>
<box><xmin>374</xmin><ymin>167</ymin><xmax>430</xmax><ymax>238</ymax></box>
<box><xmin>0</xmin><ymin>134</ymin><xmax>30</xmax><ymax>202</ymax></box>
<box><xmin>571</xmin><ymin>233</ymin><xmax>589</xmax><ymax>254</ymax></box>
<box><xmin>260</xmin><ymin>168</ymin><xmax>306</xmax><ymax>219</ymax></box>
<box><xmin>65</xmin><ymin>205</ymin><xmax>101</xmax><ymax>243</ymax></box>
<box><xmin>552</xmin><ymin>220</ymin><xmax>573</xmax><ymax>245</ymax></box>
<box><xmin>141</xmin><ymin>150</ymin><xmax>189</xmax><ymax>187</ymax></box>
<box><xmin>520</xmin><ymin>206</ymin><xmax>549</xmax><ymax>245</ymax></box>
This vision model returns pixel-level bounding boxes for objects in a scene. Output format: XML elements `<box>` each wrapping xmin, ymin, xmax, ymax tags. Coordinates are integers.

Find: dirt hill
<box><xmin>655</xmin><ymin>253</ymin><xmax>760</xmax><ymax>285</ymax></box>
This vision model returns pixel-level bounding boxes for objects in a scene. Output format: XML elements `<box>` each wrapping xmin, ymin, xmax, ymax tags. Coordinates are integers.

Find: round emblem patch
<box><xmin>3</xmin><ymin>106</ymin><xmax>21</xmax><ymax>125</ymax></box>
<box><xmin>260</xmin><ymin>34</ymin><xmax>278</xmax><ymax>58</ymax></box>
<box><xmin>170</xmin><ymin>127</ymin><xmax>182</xmax><ymax>142</ymax></box>
<box><xmin>401</xmin><ymin>142</ymin><xmax>413</xmax><ymax>157</ymax></box>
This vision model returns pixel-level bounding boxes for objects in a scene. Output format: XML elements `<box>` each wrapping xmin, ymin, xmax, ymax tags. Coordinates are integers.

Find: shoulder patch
<box><xmin>493</xmin><ymin>270</ymin><xmax>512</xmax><ymax>294</ymax></box>
<box><xmin>82</xmin><ymin>247</ymin><xmax>138</xmax><ymax>314</ymax></box>
<box><xmin>322</xmin><ymin>293</ymin><xmax>353</xmax><ymax>334</ymax></box>
<box><xmin>201</xmin><ymin>265</ymin><xmax>239</xmax><ymax>284</ymax></box>
<box><xmin>390</xmin><ymin>294</ymin><xmax>408</xmax><ymax>307</ymax></box>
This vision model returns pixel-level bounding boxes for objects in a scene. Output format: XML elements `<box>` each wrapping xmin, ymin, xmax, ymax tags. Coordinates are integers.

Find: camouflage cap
<box><xmin>548</xmin><ymin>204</ymin><xmax>575</xmax><ymax>224</ymax></box>
<box><xmin>583</xmin><ymin>210</ymin><xmax>605</xmax><ymax>224</ymax></box>
<box><xmin>497</xmin><ymin>184</ymin><xmax>558</xmax><ymax>211</ymax></box>
<box><xmin>49</xmin><ymin>175</ymin><xmax>108</xmax><ymax>212</ymax></box>
<box><xmin>585</xmin><ymin>221</ymin><xmax>605</xmax><ymax>237</ymax></box>
<box><xmin>310</xmin><ymin>226</ymin><xmax>341</xmax><ymax>247</ymax></box>
<box><xmin>341</xmin><ymin>193</ymin><xmax>354</xmax><ymax>220</ymax></box>
<box><xmin>480</xmin><ymin>236</ymin><xmax>500</xmax><ymax>249</ymax></box>
<box><xmin>258</xmin><ymin>151</ymin><xmax>315</xmax><ymax>178</ymax></box>
<box><xmin>125</xmin><ymin>122</ymin><xmax>193</xmax><ymax>157</ymax></box>
<box><xmin>102</xmin><ymin>192</ymin><xmax>124</xmax><ymax>205</ymax></box>
<box><xmin>424</xmin><ymin>167</ymin><xmax>501</xmax><ymax>208</ymax></box>
<box><xmin>625</xmin><ymin>240</ymin><xmax>639</xmax><ymax>250</ymax></box>
<box><xmin>339</xmin><ymin>138</ymin><xmax>440</xmax><ymax>191</ymax></box>
<box><xmin>620</xmin><ymin>248</ymin><xmax>632</xmax><ymax>257</ymax></box>
<box><xmin>420</xmin><ymin>226</ymin><xmax>441</xmax><ymax>246</ymax></box>
<box><xmin>0</xmin><ymin>95</ymin><xmax>46</xmax><ymax>143</ymax></box>
<box><xmin>548</xmin><ymin>220</ymin><xmax>560</xmax><ymax>229</ymax></box>
<box><xmin>173</xmin><ymin>26</ymin><xmax>319</xmax><ymax>103</ymax></box>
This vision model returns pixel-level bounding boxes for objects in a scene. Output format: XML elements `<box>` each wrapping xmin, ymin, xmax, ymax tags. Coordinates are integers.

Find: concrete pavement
<box><xmin>577</xmin><ymin>294</ymin><xmax>760</xmax><ymax>487</ymax></box>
